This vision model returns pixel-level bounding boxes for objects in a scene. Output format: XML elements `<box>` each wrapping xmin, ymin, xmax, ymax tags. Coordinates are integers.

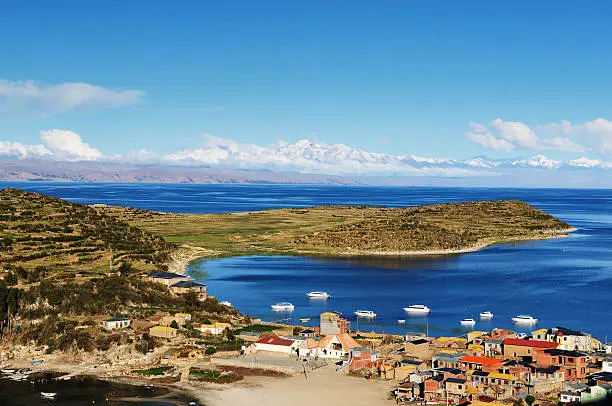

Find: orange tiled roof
<box><xmin>460</xmin><ymin>355</ymin><xmax>504</xmax><ymax>365</ymax></box>
<box><xmin>319</xmin><ymin>333</ymin><xmax>360</xmax><ymax>350</ymax></box>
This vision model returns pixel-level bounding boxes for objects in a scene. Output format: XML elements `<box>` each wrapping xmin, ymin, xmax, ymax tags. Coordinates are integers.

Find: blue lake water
<box><xmin>1</xmin><ymin>181</ymin><xmax>611</xmax><ymax>339</ymax></box>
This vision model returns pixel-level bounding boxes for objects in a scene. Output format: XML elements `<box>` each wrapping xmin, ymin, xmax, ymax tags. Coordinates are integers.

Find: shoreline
<box><xmin>171</xmin><ymin>227</ymin><xmax>578</xmax><ymax>264</ymax></box>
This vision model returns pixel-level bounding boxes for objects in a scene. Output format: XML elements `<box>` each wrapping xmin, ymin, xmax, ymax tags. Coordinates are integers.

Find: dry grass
<box><xmin>106</xmin><ymin>200</ymin><xmax>573</xmax><ymax>257</ymax></box>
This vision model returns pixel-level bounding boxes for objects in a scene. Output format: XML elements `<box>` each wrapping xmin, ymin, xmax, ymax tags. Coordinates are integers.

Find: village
<box><xmin>93</xmin><ymin>270</ymin><xmax>612</xmax><ymax>405</ymax></box>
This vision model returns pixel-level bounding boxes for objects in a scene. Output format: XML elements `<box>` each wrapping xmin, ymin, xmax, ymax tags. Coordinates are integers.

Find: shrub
<box><xmin>189</xmin><ymin>368</ymin><xmax>242</xmax><ymax>383</ymax></box>
<box><xmin>205</xmin><ymin>346</ymin><xmax>217</xmax><ymax>355</ymax></box>
<box><xmin>131</xmin><ymin>366</ymin><xmax>172</xmax><ymax>376</ymax></box>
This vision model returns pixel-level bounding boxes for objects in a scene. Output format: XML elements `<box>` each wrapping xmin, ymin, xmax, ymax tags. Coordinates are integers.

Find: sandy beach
<box><xmin>198</xmin><ymin>363</ymin><xmax>394</xmax><ymax>406</ymax></box>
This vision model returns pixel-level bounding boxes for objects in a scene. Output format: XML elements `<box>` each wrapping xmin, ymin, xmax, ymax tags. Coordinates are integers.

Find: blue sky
<box><xmin>2</xmin><ymin>1</ymin><xmax>612</xmax><ymax>178</ymax></box>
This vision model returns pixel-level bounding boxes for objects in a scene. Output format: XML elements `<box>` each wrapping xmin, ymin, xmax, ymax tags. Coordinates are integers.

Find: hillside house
<box><xmin>169</xmin><ymin>280</ymin><xmax>207</xmax><ymax>300</ymax></box>
<box><xmin>395</xmin><ymin>381</ymin><xmax>422</xmax><ymax>400</ymax></box>
<box><xmin>348</xmin><ymin>347</ymin><xmax>378</xmax><ymax>371</ymax></box>
<box><xmin>149</xmin><ymin>325</ymin><xmax>177</xmax><ymax>338</ymax></box>
<box><xmin>535</xmin><ymin>348</ymin><xmax>588</xmax><ymax>381</ymax></box>
<box><xmin>581</xmin><ymin>384</ymin><xmax>612</xmax><ymax>403</ymax></box>
<box><xmin>250</xmin><ymin>335</ymin><xmax>296</xmax><ymax>354</ymax></box>
<box><xmin>604</xmin><ymin>355</ymin><xmax>612</xmax><ymax>373</ymax></box>
<box><xmin>314</xmin><ymin>333</ymin><xmax>360</xmax><ymax>358</ymax></box>
<box><xmin>319</xmin><ymin>312</ymin><xmax>350</xmax><ymax>335</ymax></box>
<box><xmin>445</xmin><ymin>377</ymin><xmax>469</xmax><ymax>400</ymax></box>
<box><xmin>197</xmin><ymin>322</ymin><xmax>230</xmax><ymax>335</ymax></box>
<box><xmin>102</xmin><ymin>317</ymin><xmax>131</xmax><ymax>331</ymax></box>
<box><xmin>490</xmin><ymin>328</ymin><xmax>517</xmax><ymax>340</ymax></box>
<box><xmin>433</xmin><ymin>352</ymin><xmax>467</xmax><ymax>369</ymax></box>
<box><xmin>466</xmin><ymin>370</ymin><xmax>519</xmax><ymax>399</ymax></box>
<box><xmin>503</xmin><ymin>338</ymin><xmax>558</xmax><ymax>360</ymax></box>
<box><xmin>484</xmin><ymin>339</ymin><xmax>504</xmax><ymax>357</ymax></box>
<box><xmin>529</xmin><ymin>365</ymin><xmax>565</xmax><ymax>393</ymax></box>
<box><xmin>424</xmin><ymin>374</ymin><xmax>445</xmax><ymax>401</ymax></box>
<box><xmin>405</xmin><ymin>338</ymin><xmax>433</xmax><ymax>360</ymax></box>
<box><xmin>545</xmin><ymin>327</ymin><xmax>594</xmax><ymax>352</ymax></box>
<box><xmin>144</xmin><ymin>271</ymin><xmax>190</xmax><ymax>286</ymax></box>
<box><xmin>460</xmin><ymin>355</ymin><xmax>505</xmax><ymax>373</ymax></box>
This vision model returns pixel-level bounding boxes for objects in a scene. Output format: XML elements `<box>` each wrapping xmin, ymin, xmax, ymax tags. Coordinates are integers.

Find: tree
<box><xmin>170</xmin><ymin>320</ymin><xmax>179</xmax><ymax>330</ymax></box>
<box><xmin>4</xmin><ymin>272</ymin><xmax>17</xmax><ymax>286</ymax></box>
<box><xmin>524</xmin><ymin>395</ymin><xmax>535</xmax><ymax>406</ymax></box>
<box><xmin>205</xmin><ymin>346</ymin><xmax>216</xmax><ymax>355</ymax></box>
<box><xmin>117</xmin><ymin>261</ymin><xmax>134</xmax><ymax>276</ymax></box>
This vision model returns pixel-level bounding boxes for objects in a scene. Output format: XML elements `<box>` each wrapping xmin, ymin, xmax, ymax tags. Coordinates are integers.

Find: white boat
<box><xmin>403</xmin><ymin>305</ymin><xmax>431</xmax><ymax>314</ymax></box>
<box><xmin>1</xmin><ymin>369</ymin><xmax>15</xmax><ymax>374</ymax></box>
<box><xmin>460</xmin><ymin>318</ymin><xmax>476</xmax><ymax>326</ymax></box>
<box><xmin>271</xmin><ymin>302</ymin><xmax>295</xmax><ymax>312</ymax></box>
<box><xmin>299</xmin><ymin>317</ymin><xmax>311</xmax><ymax>323</ymax></box>
<box><xmin>306</xmin><ymin>291</ymin><xmax>331</xmax><ymax>299</ymax></box>
<box><xmin>398</xmin><ymin>319</ymin><xmax>406</xmax><ymax>324</ymax></box>
<box><xmin>354</xmin><ymin>310</ymin><xmax>376</xmax><ymax>318</ymax></box>
<box><xmin>41</xmin><ymin>392</ymin><xmax>57</xmax><ymax>398</ymax></box>
<box><xmin>220</xmin><ymin>301</ymin><xmax>232</xmax><ymax>307</ymax></box>
<box><xmin>512</xmin><ymin>315</ymin><xmax>538</xmax><ymax>324</ymax></box>
<box><xmin>479</xmin><ymin>311</ymin><xmax>494</xmax><ymax>320</ymax></box>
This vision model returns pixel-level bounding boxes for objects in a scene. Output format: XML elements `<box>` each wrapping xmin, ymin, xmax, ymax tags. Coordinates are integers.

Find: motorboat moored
<box><xmin>479</xmin><ymin>311</ymin><xmax>494</xmax><ymax>320</ymax></box>
<box><xmin>299</xmin><ymin>318</ymin><xmax>311</xmax><ymax>323</ymax></box>
<box><xmin>41</xmin><ymin>392</ymin><xmax>57</xmax><ymax>398</ymax></box>
<box><xmin>354</xmin><ymin>310</ymin><xmax>376</xmax><ymax>318</ymax></box>
<box><xmin>460</xmin><ymin>318</ymin><xmax>476</xmax><ymax>326</ymax></box>
<box><xmin>398</xmin><ymin>319</ymin><xmax>406</xmax><ymax>324</ymax></box>
<box><xmin>512</xmin><ymin>315</ymin><xmax>538</xmax><ymax>324</ymax></box>
<box><xmin>270</xmin><ymin>302</ymin><xmax>295</xmax><ymax>312</ymax></box>
<box><xmin>403</xmin><ymin>305</ymin><xmax>431</xmax><ymax>314</ymax></box>
<box><xmin>306</xmin><ymin>291</ymin><xmax>331</xmax><ymax>299</ymax></box>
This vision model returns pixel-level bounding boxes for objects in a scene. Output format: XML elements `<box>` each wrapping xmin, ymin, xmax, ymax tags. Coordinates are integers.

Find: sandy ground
<box><xmin>198</xmin><ymin>364</ymin><xmax>395</xmax><ymax>406</ymax></box>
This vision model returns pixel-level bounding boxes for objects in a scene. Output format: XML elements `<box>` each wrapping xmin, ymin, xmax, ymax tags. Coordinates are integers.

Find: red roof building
<box><xmin>460</xmin><ymin>355</ymin><xmax>505</xmax><ymax>373</ymax></box>
<box><xmin>503</xmin><ymin>339</ymin><xmax>558</xmax><ymax>360</ymax></box>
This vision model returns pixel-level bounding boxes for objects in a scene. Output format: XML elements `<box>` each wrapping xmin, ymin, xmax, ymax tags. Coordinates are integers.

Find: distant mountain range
<box><xmin>1</xmin><ymin>157</ymin><xmax>611</xmax><ymax>188</ymax></box>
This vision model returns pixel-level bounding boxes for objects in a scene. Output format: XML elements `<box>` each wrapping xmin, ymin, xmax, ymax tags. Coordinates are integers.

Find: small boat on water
<box><xmin>299</xmin><ymin>317</ymin><xmax>311</xmax><ymax>323</ymax></box>
<box><xmin>271</xmin><ymin>302</ymin><xmax>295</xmax><ymax>312</ymax></box>
<box><xmin>460</xmin><ymin>318</ymin><xmax>476</xmax><ymax>326</ymax></box>
<box><xmin>220</xmin><ymin>301</ymin><xmax>232</xmax><ymax>307</ymax></box>
<box><xmin>479</xmin><ymin>311</ymin><xmax>494</xmax><ymax>320</ymax></box>
<box><xmin>306</xmin><ymin>291</ymin><xmax>331</xmax><ymax>299</ymax></box>
<box><xmin>354</xmin><ymin>310</ymin><xmax>376</xmax><ymax>318</ymax></box>
<box><xmin>512</xmin><ymin>314</ymin><xmax>538</xmax><ymax>324</ymax></box>
<box><xmin>404</xmin><ymin>305</ymin><xmax>431</xmax><ymax>314</ymax></box>
<box><xmin>398</xmin><ymin>319</ymin><xmax>406</xmax><ymax>324</ymax></box>
<box><xmin>40</xmin><ymin>392</ymin><xmax>57</xmax><ymax>398</ymax></box>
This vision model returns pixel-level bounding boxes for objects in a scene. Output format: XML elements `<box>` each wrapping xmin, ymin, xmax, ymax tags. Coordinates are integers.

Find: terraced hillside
<box><xmin>0</xmin><ymin>188</ymin><xmax>174</xmax><ymax>273</ymax></box>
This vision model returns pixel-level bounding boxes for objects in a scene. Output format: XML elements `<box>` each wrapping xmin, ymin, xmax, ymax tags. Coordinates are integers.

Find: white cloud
<box><xmin>466</xmin><ymin>119</ymin><xmax>585</xmax><ymax>152</ymax></box>
<box><xmin>538</xmin><ymin>118</ymin><xmax>612</xmax><ymax>154</ymax></box>
<box><xmin>39</xmin><ymin>129</ymin><xmax>103</xmax><ymax>161</ymax></box>
<box><xmin>465</xmin><ymin>122</ymin><xmax>515</xmax><ymax>152</ymax></box>
<box><xmin>0</xmin><ymin>79</ymin><xmax>143</xmax><ymax>115</ymax></box>
<box><xmin>2</xmin><ymin>127</ymin><xmax>612</xmax><ymax>176</ymax></box>
<box><xmin>0</xmin><ymin>141</ymin><xmax>51</xmax><ymax>159</ymax></box>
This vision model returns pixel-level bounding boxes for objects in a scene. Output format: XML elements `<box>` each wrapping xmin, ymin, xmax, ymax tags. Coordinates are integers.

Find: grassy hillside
<box><xmin>107</xmin><ymin>200</ymin><xmax>573</xmax><ymax>257</ymax></box>
<box><xmin>0</xmin><ymin>188</ymin><xmax>175</xmax><ymax>274</ymax></box>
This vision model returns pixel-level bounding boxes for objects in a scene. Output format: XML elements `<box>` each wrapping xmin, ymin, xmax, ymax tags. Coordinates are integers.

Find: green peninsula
<box><xmin>106</xmin><ymin>199</ymin><xmax>574</xmax><ymax>258</ymax></box>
